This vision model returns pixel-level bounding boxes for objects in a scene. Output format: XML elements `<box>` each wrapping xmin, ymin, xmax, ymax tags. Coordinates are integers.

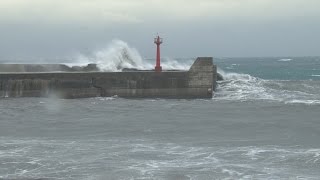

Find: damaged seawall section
<box><xmin>0</xmin><ymin>57</ymin><xmax>217</xmax><ymax>99</ymax></box>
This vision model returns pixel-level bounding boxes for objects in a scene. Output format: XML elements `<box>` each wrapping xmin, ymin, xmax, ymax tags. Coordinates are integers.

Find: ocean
<box><xmin>1</xmin><ymin>53</ymin><xmax>320</xmax><ymax>179</ymax></box>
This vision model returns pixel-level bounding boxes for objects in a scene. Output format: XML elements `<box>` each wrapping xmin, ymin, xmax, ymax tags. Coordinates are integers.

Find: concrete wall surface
<box><xmin>0</xmin><ymin>57</ymin><xmax>216</xmax><ymax>99</ymax></box>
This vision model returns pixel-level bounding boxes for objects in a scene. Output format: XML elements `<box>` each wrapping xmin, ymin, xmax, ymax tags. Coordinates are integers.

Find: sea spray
<box><xmin>74</xmin><ymin>40</ymin><xmax>192</xmax><ymax>71</ymax></box>
<box><xmin>75</xmin><ymin>40</ymin><xmax>151</xmax><ymax>71</ymax></box>
<box><xmin>160</xmin><ymin>57</ymin><xmax>193</xmax><ymax>70</ymax></box>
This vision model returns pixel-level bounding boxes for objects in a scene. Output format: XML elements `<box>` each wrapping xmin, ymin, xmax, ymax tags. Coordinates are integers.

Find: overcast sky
<box><xmin>0</xmin><ymin>0</ymin><xmax>319</xmax><ymax>61</ymax></box>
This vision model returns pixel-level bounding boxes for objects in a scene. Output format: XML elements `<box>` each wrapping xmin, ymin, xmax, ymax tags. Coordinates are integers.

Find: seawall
<box><xmin>0</xmin><ymin>57</ymin><xmax>217</xmax><ymax>99</ymax></box>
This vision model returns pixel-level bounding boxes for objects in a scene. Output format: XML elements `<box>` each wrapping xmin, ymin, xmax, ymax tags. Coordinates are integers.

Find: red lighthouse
<box><xmin>154</xmin><ymin>35</ymin><xmax>163</xmax><ymax>72</ymax></box>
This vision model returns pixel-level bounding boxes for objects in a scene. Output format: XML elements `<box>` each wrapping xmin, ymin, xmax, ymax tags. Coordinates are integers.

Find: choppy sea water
<box><xmin>1</xmin><ymin>57</ymin><xmax>320</xmax><ymax>179</ymax></box>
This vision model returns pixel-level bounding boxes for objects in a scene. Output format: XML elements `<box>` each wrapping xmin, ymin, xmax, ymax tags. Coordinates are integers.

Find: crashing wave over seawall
<box><xmin>75</xmin><ymin>40</ymin><xmax>192</xmax><ymax>72</ymax></box>
<box><xmin>71</xmin><ymin>40</ymin><xmax>320</xmax><ymax>105</ymax></box>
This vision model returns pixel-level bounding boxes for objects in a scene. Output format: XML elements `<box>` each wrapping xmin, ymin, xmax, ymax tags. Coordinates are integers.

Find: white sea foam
<box><xmin>278</xmin><ymin>58</ymin><xmax>293</xmax><ymax>62</ymax></box>
<box><xmin>215</xmin><ymin>69</ymin><xmax>273</xmax><ymax>101</ymax></box>
<box><xmin>285</xmin><ymin>99</ymin><xmax>320</xmax><ymax>105</ymax></box>
<box><xmin>215</xmin><ymin>69</ymin><xmax>320</xmax><ymax>105</ymax></box>
<box><xmin>96</xmin><ymin>96</ymin><xmax>118</xmax><ymax>101</ymax></box>
<box><xmin>1</xmin><ymin>138</ymin><xmax>319</xmax><ymax>179</ymax></box>
<box><xmin>222</xmin><ymin>169</ymin><xmax>243</xmax><ymax>176</ymax></box>
<box><xmin>311</xmin><ymin>74</ymin><xmax>320</xmax><ymax>77</ymax></box>
<box><xmin>126</xmin><ymin>142</ymin><xmax>320</xmax><ymax>179</ymax></box>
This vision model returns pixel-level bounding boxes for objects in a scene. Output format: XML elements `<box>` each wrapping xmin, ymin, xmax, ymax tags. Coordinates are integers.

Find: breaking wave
<box><xmin>73</xmin><ymin>40</ymin><xmax>320</xmax><ymax>105</ymax></box>
<box><xmin>215</xmin><ymin>70</ymin><xmax>320</xmax><ymax>105</ymax></box>
<box><xmin>75</xmin><ymin>40</ymin><xmax>192</xmax><ymax>71</ymax></box>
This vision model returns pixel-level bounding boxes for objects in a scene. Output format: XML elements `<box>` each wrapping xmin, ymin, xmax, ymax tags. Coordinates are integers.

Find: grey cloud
<box><xmin>0</xmin><ymin>0</ymin><xmax>319</xmax><ymax>61</ymax></box>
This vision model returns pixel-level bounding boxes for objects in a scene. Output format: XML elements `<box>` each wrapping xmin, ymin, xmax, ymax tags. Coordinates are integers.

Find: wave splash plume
<box><xmin>75</xmin><ymin>40</ymin><xmax>192</xmax><ymax>72</ymax></box>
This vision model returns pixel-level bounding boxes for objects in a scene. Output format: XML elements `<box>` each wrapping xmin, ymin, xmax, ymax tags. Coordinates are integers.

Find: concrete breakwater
<box><xmin>0</xmin><ymin>63</ymin><xmax>99</xmax><ymax>72</ymax></box>
<box><xmin>0</xmin><ymin>57</ymin><xmax>217</xmax><ymax>98</ymax></box>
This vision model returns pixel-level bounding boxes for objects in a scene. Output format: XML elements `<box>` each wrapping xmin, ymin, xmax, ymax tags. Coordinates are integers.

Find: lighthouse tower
<box><xmin>154</xmin><ymin>35</ymin><xmax>163</xmax><ymax>72</ymax></box>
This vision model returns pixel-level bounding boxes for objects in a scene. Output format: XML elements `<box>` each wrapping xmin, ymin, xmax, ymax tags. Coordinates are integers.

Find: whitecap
<box><xmin>222</xmin><ymin>168</ymin><xmax>243</xmax><ymax>176</ymax></box>
<box><xmin>97</xmin><ymin>96</ymin><xmax>118</xmax><ymax>101</ymax></box>
<box><xmin>226</xmin><ymin>66</ymin><xmax>234</xmax><ymax>70</ymax></box>
<box><xmin>285</xmin><ymin>99</ymin><xmax>320</xmax><ymax>105</ymax></box>
<box><xmin>278</xmin><ymin>58</ymin><xmax>292</xmax><ymax>62</ymax></box>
